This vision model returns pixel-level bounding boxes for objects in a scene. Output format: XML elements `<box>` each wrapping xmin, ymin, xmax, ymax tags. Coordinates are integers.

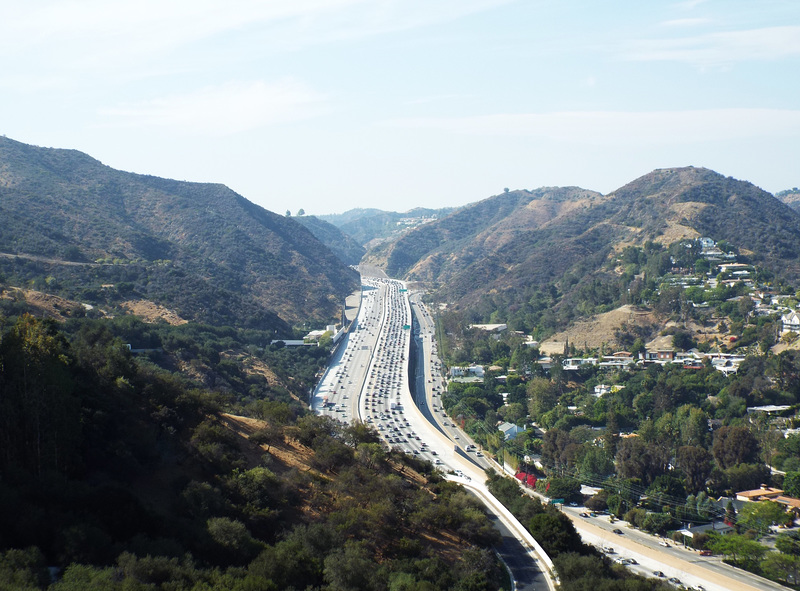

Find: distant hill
<box><xmin>319</xmin><ymin>206</ymin><xmax>455</xmax><ymax>247</ymax></box>
<box><xmin>294</xmin><ymin>214</ymin><xmax>366</xmax><ymax>266</ymax></box>
<box><xmin>776</xmin><ymin>187</ymin><xmax>800</xmax><ymax>211</ymax></box>
<box><xmin>368</xmin><ymin>167</ymin><xmax>800</xmax><ymax>329</ymax></box>
<box><xmin>0</xmin><ymin>136</ymin><xmax>359</xmax><ymax>330</ymax></box>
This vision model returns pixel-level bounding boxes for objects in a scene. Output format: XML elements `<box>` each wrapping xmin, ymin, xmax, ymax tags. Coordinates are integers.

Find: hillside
<box><xmin>294</xmin><ymin>214</ymin><xmax>366</xmax><ymax>266</ymax></box>
<box><xmin>0</xmin><ymin>314</ymin><xmax>505</xmax><ymax>590</ymax></box>
<box><xmin>369</xmin><ymin>168</ymin><xmax>800</xmax><ymax>332</ymax></box>
<box><xmin>320</xmin><ymin>206</ymin><xmax>455</xmax><ymax>247</ymax></box>
<box><xmin>0</xmin><ymin>136</ymin><xmax>359</xmax><ymax>330</ymax></box>
<box><xmin>776</xmin><ymin>188</ymin><xmax>800</xmax><ymax>211</ymax></box>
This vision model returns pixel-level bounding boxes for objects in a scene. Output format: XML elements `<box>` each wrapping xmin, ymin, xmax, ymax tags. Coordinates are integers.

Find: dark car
<box><xmin>613</xmin><ymin>528</ymin><xmax>623</xmax><ymax>535</ymax></box>
<box><xmin>652</xmin><ymin>571</ymin><xmax>664</xmax><ymax>577</ymax></box>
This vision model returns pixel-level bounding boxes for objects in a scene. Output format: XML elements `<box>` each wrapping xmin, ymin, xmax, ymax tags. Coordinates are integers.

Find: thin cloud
<box><xmin>382</xmin><ymin>109</ymin><xmax>800</xmax><ymax>145</ymax></box>
<box><xmin>621</xmin><ymin>26</ymin><xmax>800</xmax><ymax>67</ymax></box>
<box><xmin>660</xmin><ymin>18</ymin><xmax>712</xmax><ymax>27</ymax></box>
<box><xmin>0</xmin><ymin>0</ymin><xmax>516</xmax><ymax>61</ymax></box>
<box><xmin>100</xmin><ymin>79</ymin><xmax>329</xmax><ymax>135</ymax></box>
<box><xmin>673</xmin><ymin>0</ymin><xmax>709</xmax><ymax>10</ymax></box>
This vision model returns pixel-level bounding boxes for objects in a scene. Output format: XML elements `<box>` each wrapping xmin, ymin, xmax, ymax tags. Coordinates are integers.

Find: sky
<box><xmin>1</xmin><ymin>0</ymin><xmax>799</xmax><ymax>215</ymax></box>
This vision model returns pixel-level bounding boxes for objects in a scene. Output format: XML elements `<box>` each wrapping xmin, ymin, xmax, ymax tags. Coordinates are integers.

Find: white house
<box><xmin>498</xmin><ymin>422</ymin><xmax>523</xmax><ymax>440</ymax></box>
<box><xmin>449</xmin><ymin>365</ymin><xmax>485</xmax><ymax>378</ymax></box>
<box><xmin>782</xmin><ymin>311</ymin><xmax>800</xmax><ymax>334</ymax></box>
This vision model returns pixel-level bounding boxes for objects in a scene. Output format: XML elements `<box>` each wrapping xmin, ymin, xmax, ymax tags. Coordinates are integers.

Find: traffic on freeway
<box><xmin>312</xmin><ymin>275</ymin><xmax>491</xmax><ymax>475</ymax></box>
<box><xmin>312</xmin><ymin>272</ymin><xmax>556</xmax><ymax>590</ymax></box>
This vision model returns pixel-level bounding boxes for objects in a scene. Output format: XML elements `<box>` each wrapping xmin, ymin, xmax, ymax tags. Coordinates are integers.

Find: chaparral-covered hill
<box><xmin>0</xmin><ymin>136</ymin><xmax>359</xmax><ymax>332</ymax></box>
<box><xmin>365</xmin><ymin>167</ymin><xmax>800</xmax><ymax>333</ymax></box>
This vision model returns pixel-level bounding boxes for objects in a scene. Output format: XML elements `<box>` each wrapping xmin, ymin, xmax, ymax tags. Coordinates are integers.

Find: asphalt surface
<box><xmin>312</xmin><ymin>273</ymin><xmax>554</xmax><ymax>590</ymax></box>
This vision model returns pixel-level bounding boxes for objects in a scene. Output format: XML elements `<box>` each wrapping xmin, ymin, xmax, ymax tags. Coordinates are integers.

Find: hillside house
<box><xmin>498</xmin><ymin>422</ymin><xmax>523</xmax><ymax>440</ymax></box>
<box><xmin>469</xmin><ymin>323</ymin><xmax>507</xmax><ymax>333</ymax></box>
<box><xmin>736</xmin><ymin>485</ymin><xmax>784</xmax><ymax>503</ymax></box>
<box><xmin>782</xmin><ymin>311</ymin><xmax>800</xmax><ymax>334</ymax></box>
<box><xmin>449</xmin><ymin>365</ymin><xmax>485</xmax><ymax>378</ymax></box>
<box><xmin>563</xmin><ymin>357</ymin><xmax>598</xmax><ymax>370</ymax></box>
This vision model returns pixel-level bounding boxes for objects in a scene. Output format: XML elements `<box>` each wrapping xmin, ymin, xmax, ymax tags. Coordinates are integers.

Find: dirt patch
<box><xmin>221</xmin><ymin>351</ymin><xmax>283</xmax><ymax>389</ymax></box>
<box><xmin>540</xmin><ymin>305</ymin><xmax>660</xmax><ymax>354</ymax></box>
<box><xmin>1</xmin><ymin>288</ymin><xmax>93</xmax><ymax>321</ymax></box>
<box><xmin>121</xmin><ymin>299</ymin><xmax>188</xmax><ymax>325</ymax></box>
<box><xmin>221</xmin><ymin>413</ymin><xmax>317</xmax><ymax>475</ymax></box>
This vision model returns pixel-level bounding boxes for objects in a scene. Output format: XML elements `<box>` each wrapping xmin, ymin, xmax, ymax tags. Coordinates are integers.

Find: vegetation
<box><xmin>0</xmin><ymin>313</ymin><xmax>506</xmax><ymax>590</ymax></box>
<box><xmin>0</xmin><ymin>136</ymin><xmax>359</xmax><ymax>328</ymax></box>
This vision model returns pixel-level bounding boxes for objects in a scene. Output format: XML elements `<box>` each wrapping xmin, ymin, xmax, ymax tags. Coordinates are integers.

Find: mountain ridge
<box><xmin>365</xmin><ymin>166</ymin><xmax>800</xmax><ymax>331</ymax></box>
<box><xmin>0</xmin><ymin>136</ymin><xmax>359</xmax><ymax>330</ymax></box>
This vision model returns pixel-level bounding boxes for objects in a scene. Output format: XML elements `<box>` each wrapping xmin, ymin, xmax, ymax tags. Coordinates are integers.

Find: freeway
<box><xmin>558</xmin><ymin>505</ymin><xmax>786</xmax><ymax>591</ymax></box>
<box><xmin>312</xmin><ymin>273</ymin><xmax>556</xmax><ymax>591</ymax></box>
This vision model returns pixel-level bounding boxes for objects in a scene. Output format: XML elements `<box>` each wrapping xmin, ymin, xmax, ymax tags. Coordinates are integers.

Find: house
<box><xmin>736</xmin><ymin>485</ymin><xmax>784</xmax><ymax>503</ymax></box>
<box><xmin>563</xmin><ymin>357</ymin><xmax>598</xmax><ymax>370</ymax></box>
<box><xmin>699</xmin><ymin>237</ymin><xmax>716</xmax><ymax>250</ymax></box>
<box><xmin>498</xmin><ymin>422</ymin><xmax>523</xmax><ymax>440</ymax></box>
<box><xmin>594</xmin><ymin>384</ymin><xmax>611</xmax><ymax>397</ymax></box>
<box><xmin>469</xmin><ymin>323</ymin><xmax>507</xmax><ymax>333</ymax></box>
<box><xmin>781</xmin><ymin>311</ymin><xmax>800</xmax><ymax>334</ymax></box>
<box><xmin>746</xmin><ymin>405</ymin><xmax>792</xmax><ymax>415</ymax></box>
<box><xmin>449</xmin><ymin>365</ymin><xmax>485</xmax><ymax>378</ymax></box>
<box><xmin>678</xmin><ymin>522</ymin><xmax>735</xmax><ymax>541</ymax></box>
<box><xmin>593</xmin><ymin>384</ymin><xmax>624</xmax><ymax>397</ymax></box>
<box><xmin>775</xmin><ymin>496</ymin><xmax>800</xmax><ymax>517</ymax></box>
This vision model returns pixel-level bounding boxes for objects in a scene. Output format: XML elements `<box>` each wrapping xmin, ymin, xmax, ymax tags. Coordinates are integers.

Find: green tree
<box><xmin>528</xmin><ymin>511</ymin><xmax>584</xmax><ymax>556</ymax></box>
<box><xmin>0</xmin><ymin>314</ymin><xmax>80</xmax><ymax>475</ymax></box>
<box><xmin>0</xmin><ymin>547</ymin><xmax>50</xmax><ymax>590</ymax></box>
<box><xmin>712</xmin><ymin>426</ymin><xmax>760</xmax><ymax>469</ymax></box>
<box><xmin>615</xmin><ymin>436</ymin><xmax>668</xmax><ymax>486</ymax></box>
<box><xmin>761</xmin><ymin>551</ymin><xmax>800</xmax><ymax>585</ymax></box>
<box><xmin>725</xmin><ymin>463</ymin><xmax>771</xmax><ymax>493</ymax></box>
<box><xmin>775</xmin><ymin>531</ymin><xmax>800</xmax><ymax>556</ymax></box>
<box><xmin>737</xmin><ymin>501</ymin><xmax>787</xmax><ymax>537</ymax></box>
<box><xmin>709</xmin><ymin>533</ymin><xmax>767</xmax><ymax>568</ymax></box>
<box><xmin>783</xmin><ymin>471</ymin><xmax>800</xmax><ymax>498</ymax></box>
<box><xmin>677</xmin><ymin>445</ymin><xmax>713</xmax><ymax>494</ymax></box>
<box><xmin>526</xmin><ymin>377</ymin><xmax>558</xmax><ymax>419</ymax></box>
<box><xmin>577</xmin><ymin>446</ymin><xmax>614</xmax><ymax>481</ymax></box>
<box><xmin>323</xmin><ymin>540</ymin><xmax>377</xmax><ymax>591</ymax></box>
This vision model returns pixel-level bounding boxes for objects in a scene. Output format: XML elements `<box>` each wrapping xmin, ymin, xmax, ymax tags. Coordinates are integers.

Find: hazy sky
<box><xmin>2</xmin><ymin>0</ymin><xmax>799</xmax><ymax>215</ymax></box>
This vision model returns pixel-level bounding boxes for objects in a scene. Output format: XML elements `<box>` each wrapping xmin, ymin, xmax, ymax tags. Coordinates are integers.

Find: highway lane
<box><xmin>559</xmin><ymin>506</ymin><xmax>786</xmax><ymax>591</ymax></box>
<box><xmin>312</xmin><ymin>272</ymin><xmax>557</xmax><ymax>590</ymax></box>
<box><xmin>408</xmin><ymin>292</ymin><xmax>492</xmax><ymax>469</ymax></box>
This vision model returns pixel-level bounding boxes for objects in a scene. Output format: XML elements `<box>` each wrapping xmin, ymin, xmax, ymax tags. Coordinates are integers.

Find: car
<box><xmin>579</xmin><ymin>512</ymin><xmax>589</xmax><ymax>518</ymax></box>
<box><xmin>602</xmin><ymin>547</ymin><xmax>614</xmax><ymax>554</ymax></box>
<box><xmin>613</xmin><ymin>529</ymin><xmax>623</xmax><ymax>535</ymax></box>
<box><xmin>659</xmin><ymin>541</ymin><xmax>670</xmax><ymax>547</ymax></box>
<box><xmin>475</xmin><ymin>452</ymin><xmax>482</xmax><ymax>457</ymax></box>
<box><xmin>652</xmin><ymin>571</ymin><xmax>664</xmax><ymax>577</ymax></box>
<box><xmin>699</xmin><ymin>550</ymin><xmax>712</xmax><ymax>556</ymax></box>
<box><xmin>569</xmin><ymin>502</ymin><xmax>578</xmax><ymax>507</ymax></box>
<box><xmin>668</xmin><ymin>578</ymin><xmax>682</xmax><ymax>585</ymax></box>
